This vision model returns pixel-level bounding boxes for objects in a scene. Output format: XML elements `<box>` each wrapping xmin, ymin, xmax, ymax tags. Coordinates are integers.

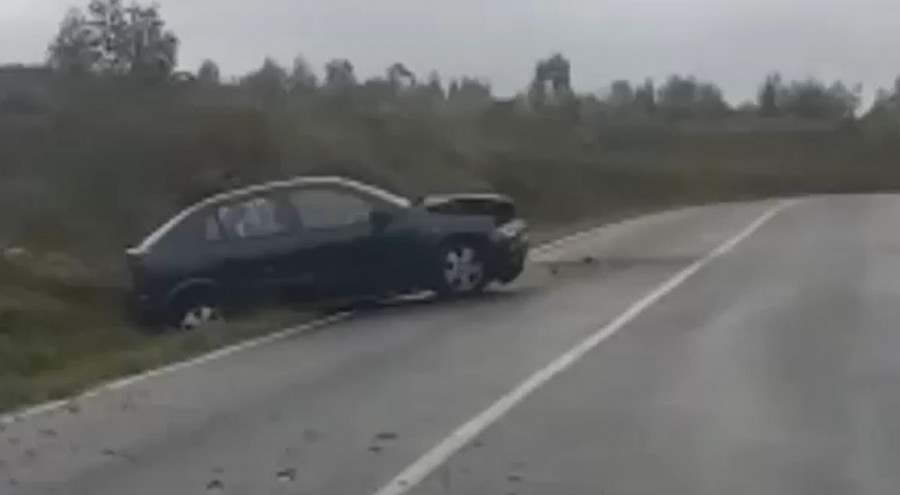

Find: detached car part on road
<box><xmin>126</xmin><ymin>177</ymin><xmax>529</xmax><ymax>330</ymax></box>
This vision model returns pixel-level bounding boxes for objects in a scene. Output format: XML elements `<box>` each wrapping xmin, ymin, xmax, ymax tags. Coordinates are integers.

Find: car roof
<box><xmin>130</xmin><ymin>176</ymin><xmax>410</xmax><ymax>254</ymax></box>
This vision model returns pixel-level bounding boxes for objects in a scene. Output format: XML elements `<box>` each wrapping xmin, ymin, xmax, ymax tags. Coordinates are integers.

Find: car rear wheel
<box><xmin>434</xmin><ymin>241</ymin><xmax>488</xmax><ymax>296</ymax></box>
<box><xmin>179</xmin><ymin>305</ymin><xmax>222</xmax><ymax>331</ymax></box>
<box><xmin>168</xmin><ymin>291</ymin><xmax>223</xmax><ymax>331</ymax></box>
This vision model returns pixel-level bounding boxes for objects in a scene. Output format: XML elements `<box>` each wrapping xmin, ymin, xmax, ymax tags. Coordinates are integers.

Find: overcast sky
<box><xmin>2</xmin><ymin>0</ymin><xmax>898</xmax><ymax>103</ymax></box>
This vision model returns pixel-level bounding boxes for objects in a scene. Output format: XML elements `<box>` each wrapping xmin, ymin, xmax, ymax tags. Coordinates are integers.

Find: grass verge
<box><xmin>0</xmin><ymin>259</ymin><xmax>324</xmax><ymax>414</ymax></box>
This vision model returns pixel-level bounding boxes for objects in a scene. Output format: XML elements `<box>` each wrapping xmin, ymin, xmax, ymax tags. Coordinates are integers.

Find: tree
<box><xmin>527</xmin><ymin>76</ymin><xmax>547</xmax><ymax>108</ymax></box>
<box><xmin>448</xmin><ymin>79</ymin><xmax>461</xmax><ymax>99</ymax></box>
<box><xmin>289</xmin><ymin>55</ymin><xmax>317</xmax><ymax>93</ymax></box>
<box><xmin>422</xmin><ymin>71</ymin><xmax>445</xmax><ymax>99</ymax></box>
<box><xmin>873</xmin><ymin>88</ymin><xmax>891</xmax><ymax>110</ymax></box>
<box><xmin>607</xmin><ymin>80</ymin><xmax>634</xmax><ymax>108</ymax></box>
<box><xmin>657</xmin><ymin>75</ymin><xmax>697</xmax><ymax>119</ymax></box>
<box><xmin>456</xmin><ymin>77</ymin><xmax>492</xmax><ymax>100</ymax></box>
<box><xmin>865</xmin><ymin>77</ymin><xmax>900</xmax><ymax>126</ymax></box>
<box><xmin>386</xmin><ymin>62</ymin><xmax>415</xmax><ymax>88</ymax></box>
<box><xmin>634</xmin><ymin>79</ymin><xmax>656</xmax><ymax>115</ymax></box>
<box><xmin>602</xmin><ymin>80</ymin><xmax>644</xmax><ymax>120</ymax></box>
<box><xmin>324</xmin><ymin>59</ymin><xmax>356</xmax><ymax>89</ymax></box>
<box><xmin>442</xmin><ymin>76</ymin><xmax>492</xmax><ymax>111</ymax></box>
<box><xmin>197</xmin><ymin>59</ymin><xmax>220</xmax><ymax>85</ymax></box>
<box><xmin>778</xmin><ymin>78</ymin><xmax>860</xmax><ymax>119</ymax></box>
<box><xmin>693</xmin><ymin>82</ymin><xmax>730</xmax><ymax>118</ymax></box>
<box><xmin>48</xmin><ymin>0</ymin><xmax>179</xmax><ymax>82</ymax></box>
<box><xmin>759</xmin><ymin>73</ymin><xmax>780</xmax><ymax>116</ymax></box>
<box><xmin>530</xmin><ymin>53</ymin><xmax>572</xmax><ymax>104</ymax></box>
<box><xmin>870</xmin><ymin>78</ymin><xmax>900</xmax><ymax>114</ymax></box>
<box><xmin>47</xmin><ymin>8</ymin><xmax>98</xmax><ymax>76</ymax></box>
<box><xmin>240</xmin><ymin>58</ymin><xmax>289</xmax><ymax>99</ymax></box>
<box><xmin>542</xmin><ymin>53</ymin><xmax>572</xmax><ymax>96</ymax></box>
<box><xmin>603</xmin><ymin>78</ymin><xmax>657</xmax><ymax>119</ymax></box>
<box><xmin>825</xmin><ymin>81</ymin><xmax>862</xmax><ymax>118</ymax></box>
<box><xmin>657</xmin><ymin>75</ymin><xmax>729</xmax><ymax>119</ymax></box>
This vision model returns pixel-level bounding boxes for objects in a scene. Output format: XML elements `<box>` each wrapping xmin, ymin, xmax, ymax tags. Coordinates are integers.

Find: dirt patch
<box><xmin>539</xmin><ymin>255</ymin><xmax>698</xmax><ymax>281</ymax></box>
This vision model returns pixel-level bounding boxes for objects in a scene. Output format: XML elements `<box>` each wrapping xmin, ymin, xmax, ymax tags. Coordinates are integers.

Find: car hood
<box><xmin>420</xmin><ymin>193</ymin><xmax>517</xmax><ymax>225</ymax></box>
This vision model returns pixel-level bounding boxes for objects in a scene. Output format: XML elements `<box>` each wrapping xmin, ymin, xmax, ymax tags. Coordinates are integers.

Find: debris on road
<box><xmin>276</xmin><ymin>467</ymin><xmax>297</xmax><ymax>482</ymax></box>
<box><xmin>374</xmin><ymin>431</ymin><xmax>399</xmax><ymax>441</ymax></box>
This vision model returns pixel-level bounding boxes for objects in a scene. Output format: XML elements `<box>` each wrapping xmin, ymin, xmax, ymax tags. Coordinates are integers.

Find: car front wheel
<box><xmin>434</xmin><ymin>241</ymin><xmax>488</xmax><ymax>296</ymax></box>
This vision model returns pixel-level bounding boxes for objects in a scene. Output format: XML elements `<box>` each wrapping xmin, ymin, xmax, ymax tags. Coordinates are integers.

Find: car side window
<box><xmin>157</xmin><ymin>211</ymin><xmax>220</xmax><ymax>250</ymax></box>
<box><xmin>217</xmin><ymin>195</ymin><xmax>289</xmax><ymax>239</ymax></box>
<box><xmin>289</xmin><ymin>188</ymin><xmax>374</xmax><ymax>230</ymax></box>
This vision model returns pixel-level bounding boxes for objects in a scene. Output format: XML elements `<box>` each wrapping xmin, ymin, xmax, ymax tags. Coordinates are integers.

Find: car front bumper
<box><xmin>492</xmin><ymin>223</ymin><xmax>529</xmax><ymax>283</ymax></box>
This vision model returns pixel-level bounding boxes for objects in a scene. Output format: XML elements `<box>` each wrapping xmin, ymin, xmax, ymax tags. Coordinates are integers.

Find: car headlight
<box><xmin>496</xmin><ymin>219</ymin><xmax>527</xmax><ymax>238</ymax></box>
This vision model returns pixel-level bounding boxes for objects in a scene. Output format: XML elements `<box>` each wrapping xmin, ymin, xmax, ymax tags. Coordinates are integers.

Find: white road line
<box><xmin>371</xmin><ymin>199</ymin><xmax>796</xmax><ymax>495</ymax></box>
<box><xmin>0</xmin><ymin>312</ymin><xmax>351</xmax><ymax>426</ymax></box>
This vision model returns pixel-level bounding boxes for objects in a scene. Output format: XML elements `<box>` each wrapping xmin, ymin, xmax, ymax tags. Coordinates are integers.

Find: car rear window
<box><xmin>155</xmin><ymin>212</ymin><xmax>219</xmax><ymax>250</ymax></box>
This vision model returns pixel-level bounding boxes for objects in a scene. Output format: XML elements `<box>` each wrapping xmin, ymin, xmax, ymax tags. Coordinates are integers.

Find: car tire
<box><xmin>497</xmin><ymin>262</ymin><xmax>525</xmax><ymax>284</ymax></box>
<box><xmin>167</xmin><ymin>290</ymin><xmax>223</xmax><ymax>331</ymax></box>
<box><xmin>433</xmin><ymin>240</ymin><xmax>489</xmax><ymax>297</ymax></box>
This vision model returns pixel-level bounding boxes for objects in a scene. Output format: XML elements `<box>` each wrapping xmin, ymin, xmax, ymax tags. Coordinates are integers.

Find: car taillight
<box><xmin>125</xmin><ymin>249</ymin><xmax>148</xmax><ymax>280</ymax></box>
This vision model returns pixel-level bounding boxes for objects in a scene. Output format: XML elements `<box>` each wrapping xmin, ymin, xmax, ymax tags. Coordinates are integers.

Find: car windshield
<box><xmin>5</xmin><ymin>1</ymin><xmax>900</xmax><ymax>495</ymax></box>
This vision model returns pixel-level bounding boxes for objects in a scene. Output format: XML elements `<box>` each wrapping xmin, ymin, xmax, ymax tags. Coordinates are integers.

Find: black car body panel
<box><xmin>126</xmin><ymin>177</ymin><xmax>529</xmax><ymax>327</ymax></box>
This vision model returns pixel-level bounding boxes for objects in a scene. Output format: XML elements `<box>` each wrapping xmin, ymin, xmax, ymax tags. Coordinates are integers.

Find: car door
<box><xmin>212</xmin><ymin>191</ymin><xmax>311</xmax><ymax>302</ymax></box>
<box><xmin>287</xmin><ymin>186</ymin><xmax>394</xmax><ymax>296</ymax></box>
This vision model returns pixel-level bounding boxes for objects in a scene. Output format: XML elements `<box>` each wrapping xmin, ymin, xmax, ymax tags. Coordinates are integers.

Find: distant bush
<box><xmin>0</xmin><ymin>90</ymin><xmax>45</xmax><ymax>114</ymax></box>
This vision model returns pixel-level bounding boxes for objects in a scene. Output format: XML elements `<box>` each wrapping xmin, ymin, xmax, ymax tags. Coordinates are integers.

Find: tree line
<box><xmin>16</xmin><ymin>0</ymin><xmax>897</xmax><ymax>123</ymax></box>
<box><xmin>5</xmin><ymin>0</ymin><xmax>900</xmax><ymax>272</ymax></box>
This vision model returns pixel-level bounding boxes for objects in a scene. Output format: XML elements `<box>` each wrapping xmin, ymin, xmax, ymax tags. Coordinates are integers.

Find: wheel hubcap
<box><xmin>443</xmin><ymin>246</ymin><xmax>484</xmax><ymax>292</ymax></box>
<box><xmin>180</xmin><ymin>305</ymin><xmax>221</xmax><ymax>330</ymax></box>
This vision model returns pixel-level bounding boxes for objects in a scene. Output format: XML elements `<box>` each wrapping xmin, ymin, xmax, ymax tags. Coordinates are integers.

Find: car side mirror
<box><xmin>369</xmin><ymin>210</ymin><xmax>394</xmax><ymax>231</ymax></box>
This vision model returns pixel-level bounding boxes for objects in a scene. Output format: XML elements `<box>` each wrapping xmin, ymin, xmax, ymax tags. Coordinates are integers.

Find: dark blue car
<box><xmin>126</xmin><ymin>177</ymin><xmax>529</xmax><ymax>330</ymax></box>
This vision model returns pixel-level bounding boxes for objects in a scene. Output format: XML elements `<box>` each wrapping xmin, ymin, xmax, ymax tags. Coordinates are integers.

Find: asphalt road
<box><xmin>3</xmin><ymin>196</ymin><xmax>900</xmax><ymax>495</ymax></box>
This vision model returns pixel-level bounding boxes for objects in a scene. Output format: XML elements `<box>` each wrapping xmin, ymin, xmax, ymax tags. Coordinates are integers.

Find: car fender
<box><xmin>164</xmin><ymin>278</ymin><xmax>219</xmax><ymax>309</ymax></box>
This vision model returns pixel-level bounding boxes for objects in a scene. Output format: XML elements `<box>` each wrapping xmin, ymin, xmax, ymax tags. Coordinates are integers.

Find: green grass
<box><xmin>0</xmin><ymin>259</ymin><xmax>322</xmax><ymax>413</ymax></box>
<box><xmin>0</xmin><ymin>309</ymin><xmax>322</xmax><ymax>413</ymax></box>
